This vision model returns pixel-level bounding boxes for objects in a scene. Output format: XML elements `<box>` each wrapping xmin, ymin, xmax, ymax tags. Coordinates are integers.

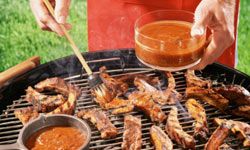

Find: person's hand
<box><xmin>30</xmin><ymin>0</ymin><xmax>71</xmax><ymax>36</ymax></box>
<box><xmin>191</xmin><ymin>0</ymin><xmax>236</xmax><ymax>70</ymax></box>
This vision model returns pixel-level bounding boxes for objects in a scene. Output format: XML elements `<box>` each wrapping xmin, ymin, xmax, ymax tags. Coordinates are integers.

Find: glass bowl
<box><xmin>134</xmin><ymin>10</ymin><xmax>206</xmax><ymax>71</ymax></box>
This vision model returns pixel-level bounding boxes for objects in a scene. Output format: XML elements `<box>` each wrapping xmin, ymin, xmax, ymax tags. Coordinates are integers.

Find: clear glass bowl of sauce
<box><xmin>135</xmin><ymin>10</ymin><xmax>206</xmax><ymax>71</ymax></box>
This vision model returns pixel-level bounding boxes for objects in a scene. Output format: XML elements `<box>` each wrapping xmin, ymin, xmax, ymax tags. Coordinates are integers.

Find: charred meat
<box><xmin>26</xmin><ymin>86</ymin><xmax>67</xmax><ymax>112</ymax></box>
<box><xmin>185</xmin><ymin>98</ymin><xmax>209</xmax><ymax>140</ymax></box>
<box><xmin>204</xmin><ymin>123</ymin><xmax>231</xmax><ymax>150</ymax></box>
<box><xmin>150</xmin><ymin>125</ymin><xmax>173</xmax><ymax>150</ymax></box>
<box><xmin>77</xmin><ymin>109</ymin><xmax>118</xmax><ymax>139</ymax></box>
<box><xmin>165</xmin><ymin>106</ymin><xmax>195</xmax><ymax>149</ymax></box>
<box><xmin>35</xmin><ymin>77</ymin><xmax>80</xmax><ymax>97</ymax></box>
<box><xmin>122</xmin><ymin>115</ymin><xmax>142</xmax><ymax>150</ymax></box>
<box><xmin>186</xmin><ymin>86</ymin><xmax>229</xmax><ymax>111</ymax></box>
<box><xmin>231</xmin><ymin>105</ymin><xmax>250</xmax><ymax>119</ymax></box>
<box><xmin>14</xmin><ymin>107</ymin><xmax>39</xmax><ymax>125</ymax></box>
<box><xmin>130</xmin><ymin>93</ymin><xmax>166</xmax><ymax>123</ymax></box>
<box><xmin>185</xmin><ymin>70</ymin><xmax>212</xmax><ymax>88</ymax></box>
<box><xmin>215</xmin><ymin>118</ymin><xmax>250</xmax><ymax>147</ymax></box>
<box><xmin>214</xmin><ymin>85</ymin><xmax>250</xmax><ymax>106</ymax></box>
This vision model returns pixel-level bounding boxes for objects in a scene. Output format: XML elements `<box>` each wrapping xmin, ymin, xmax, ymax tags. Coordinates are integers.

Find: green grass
<box><xmin>0</xmin><ymin>0</ymin><xmax>249</xmax><ymax>75</ymax></box>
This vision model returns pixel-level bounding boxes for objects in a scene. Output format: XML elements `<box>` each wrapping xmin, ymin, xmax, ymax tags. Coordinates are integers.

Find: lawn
<box><xmin>0</xmin><ymin>0</ymin><xmax>249</xmax><ymax>75</ymax></box>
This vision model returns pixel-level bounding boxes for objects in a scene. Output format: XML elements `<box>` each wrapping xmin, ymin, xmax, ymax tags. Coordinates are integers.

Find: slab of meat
<box><xmin>185</xmin><ymin>70</ymin><xmax>212</xmax><ymax>88</ymax></box>
<box><xmin>150</xmin><ymin>125</ymin><xmax>173</xmax><ymax>150</ymax></box>
<box><xmin>214</xmin><ymin>85</ymin><xmax>250</xmax><ymax>106</ymax></box>
<box><xmin>165</xmin><ymin>106</ymin><xmax>195</xmax><ymax>149</ymax></box>
<box><xmin>26</xmin><ymin>86</ymin><xmax>67</xmax><ymax>112</ymax></box>
<box><xmin>77</xmin><ymin>109</ymin><xmax>118</xmax><ymax>139</ymax></box>
<box><xmin>134</xmin><ymin>72</ymin><xmax>182</xmax><ymax>105</ymax></box>
<box><xmin>204</xmin><ymin>123</ymin><xmax>231</xmax><ymax>150</ymax></box>
<box><xmin>231</xmin><ymin>105</ymin><xmax>250</xmax><ymax>119</ymax></box>
<box><xmin>122</xmin><ymin>115</ymin><xmax>142</xmax><ymax>150</ymax></box>
<box><xmin>130</xmin><ymin>92</ymin><xmax>166</xmax><ymax>123</ymax></box>
<box><xmin>35</xmin><ymin>77</ymin><xmax>80</xmax><ymax>97</ymax></box>
<box><xmin>104</xmin><ymin>97</ymin><xmax>130</xmax><ymax>109</ymax></box>
<box><xmin>14</xmin><ymin>107</ymin><xmax>39</xmax><ymax>125</ymax></box>
<box><xmin>186</xmin><ymin>86</ymin><xmax>229</xmax><ymax>111</ymax></box>
<box><xmin>185</xmin><ymin>98</ymin><xmax>209</xmax><ymax>140</ymax></box>
<box><xmin>215</xmin><ymin>118</ymin><xmax>250</xmax><ymax>147</ymax></box>
<box><xmin>111</xmin><ymin>104</ymin><xmax>134</xmax><ymax>115</ymax></box>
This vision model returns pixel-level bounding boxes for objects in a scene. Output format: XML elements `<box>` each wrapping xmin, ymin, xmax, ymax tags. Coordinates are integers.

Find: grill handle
<box><xmin>0</xmin><ymin>56</ymin><xmax>40</xmax><ymax>87</ymax></box>
<box><xmin>0</xmin><ymin>142</ymin><xmax>24</xmax><ymax>150</ymax></box>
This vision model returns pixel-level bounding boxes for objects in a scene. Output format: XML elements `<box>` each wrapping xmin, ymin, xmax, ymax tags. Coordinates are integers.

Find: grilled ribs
<box><xmin>26</xmin><ymin>86</ymin><xmax>67</xmax><ymax>112</ymax></box>
<box><xmin>185</xmin><ymin>98</ymin><xmax>209</xmax><ymax>140</ymax></box>
<box><xmin>35</xmin><ymin>77</ymin><xmax>80</xmax><ymax>97</ymax></box>
<box><xmin>77</xmin><ymin>109</ymin><xmax>118</xmax><ymax>139</ymax></box>
<box><xmin>165</xmin><ymin>106</ymin><xmax>195</xmax><ymax>149</ymax></box>
<box><xmin>186</xmin><ymin>86</ymin><xmax>229</xmax><ymax>111</ymax></box>
<box><xmin>219</xmin><ymin>143</ymin><xmax>234</xmax><ymax>150</ymax></box>
<box><xmin>111</xmin><ymin>104</ymin><xmax>134</xmax><ymax>115</ymax></box>
<box><xmin>14</xmin><ymin>107</ymin><xmax>39</xmax><ymax>125</ymax></box>
<box><xmin>204</xmin><ymin>123</ymin><xmax>231</xmax><ymax>150</ymax></box>
<box><xmin>185</xmin><ymin>70</ymin><xmax>212</xmax><ymax>88</ymax></box>
<box><xmin>231</xmin><ymin>105</ymin><xmax>250</xmax><ymax>119</ymax></box>
<box><xmin>122</xmin><ymin>115</ymin><xmax>142</xmax><ymax>150</ymax></box>
<box><xmin>134</xmin><ymin>72</ymin><xmax>182</xmax><ymax>105</ymax></box>
<box><xmin>130</xmin><ymin>92</ymin><xmax>166</xmax><ymax>123</ymax></box>
<box><xmin>215</xmin><ymin>118</ymin><xmax>250</xmax><ymax>147</ymax></box>
<box><xmin>150</xmin><ymin>125</ymin><xmax>173</xmax><ymax>150</ymax></box>
<box><xmin>214</xmin><ymin>85</ymin><xmax>250</xmax><ymax>106</ymax></box>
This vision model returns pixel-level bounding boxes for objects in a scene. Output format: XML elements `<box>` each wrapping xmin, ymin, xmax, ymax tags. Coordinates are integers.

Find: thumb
<box><xmin>55</xmin><ymin>0</ymin><xmax>71</xmax><ymax>24</ymax></box>
<box><xmin>191</xmin><ymin>1</ymin><xmax>212</xmax><ymax>37</ymax></box>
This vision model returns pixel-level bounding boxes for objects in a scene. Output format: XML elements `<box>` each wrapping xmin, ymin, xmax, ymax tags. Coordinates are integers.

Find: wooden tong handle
<box><xmin>0</xmin><ymin>56</ymin><xmax>40</xmax><ymax>87</ymax></box>
<box><xmin>43</xmin><ymin>0</ymin><xmax>92</xmax><ymax>76</ymax></box>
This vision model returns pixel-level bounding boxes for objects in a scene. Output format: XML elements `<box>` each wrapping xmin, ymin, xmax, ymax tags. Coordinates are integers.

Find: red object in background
<box><xmin>87</xmin><ymin>0</ymin><xmax>240</xmax><ymax>68</ymax></box>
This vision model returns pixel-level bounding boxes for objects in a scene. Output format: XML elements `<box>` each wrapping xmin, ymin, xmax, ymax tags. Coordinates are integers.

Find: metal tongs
<box><xmin>43</xmin><ymin>0</ymin><xmax>102</xmax><ymax>89</ymax></box>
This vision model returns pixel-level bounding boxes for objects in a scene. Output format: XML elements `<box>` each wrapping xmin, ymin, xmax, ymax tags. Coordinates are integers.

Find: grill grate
<box><xmin>1</xmin><ymin>55</ymin><xmax>250</xmax><ymax>149</ymax></box>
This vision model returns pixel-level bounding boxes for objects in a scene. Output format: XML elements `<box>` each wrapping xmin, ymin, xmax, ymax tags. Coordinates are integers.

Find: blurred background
<box><xmin>0</xmin><ymin>0</ymin><xmax>249</xmax><ymax>74</ymax></box>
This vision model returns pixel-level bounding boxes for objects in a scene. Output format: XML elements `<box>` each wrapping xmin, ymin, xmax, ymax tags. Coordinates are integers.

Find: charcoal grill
<box><xmin>0</xmin><ymin>49</ymin><xmax>250</xmax><ymax>150</ymax></box>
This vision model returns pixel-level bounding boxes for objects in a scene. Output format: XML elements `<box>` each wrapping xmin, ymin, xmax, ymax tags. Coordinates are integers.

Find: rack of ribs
<box><xmin>185</xmin><ymin>70</ymin><xmax>212</xmax><ymax>88</ymax></box>
<box><xmin>150</xmin><ymin>125</ymin><xmax>173</xmax><ymax>150</ymax></box>
<box><xmin>204</xmin><ymin>123</ymin><xmax>231</xmax><ymax>150</ymax></box>
<box><xmin>77</xmin><ymin>109</ymin><xmax>118</xmax><ymax>139</ymax></box>
<box><xmin>165</xmin><ymin>106</ymin><xmax>195</xmax><ymax>149</ymax></box>
<box><xmin>185</xmin><ymin>98</ymin><xmax>209</xmax><ymax>140</ymax></box>
<box><xmin>122</xmin><ymin>115</ymin><xmax>142</xmax><ymax>150</ymax></box>
<box><xmin>215</xmin><ymin>118</ymin><xmax>250</xmax><ymax>147</ymax></box>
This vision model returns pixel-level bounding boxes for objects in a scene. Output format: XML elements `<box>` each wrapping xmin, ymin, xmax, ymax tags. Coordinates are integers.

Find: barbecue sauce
<box><xmin>135</xmin><ymin>20</ymin><xmax>206</xmax><ymax>67</ymax></box>
<box><xmin>26</xmin><ymin>126</ymin><xmax>86</xmax><ymax>150</ymax></box>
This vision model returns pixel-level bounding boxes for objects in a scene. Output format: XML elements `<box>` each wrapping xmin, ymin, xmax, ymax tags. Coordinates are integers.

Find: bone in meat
<box><xmin>165</xmin><ymin>106</ymin><xmax>195</xmax><ymax>149</ymax></box>
<box><xmin>122</xmin><ymin>115</ymin><xmax>142</xmax><ymax>150</ymax></box>
<box><xmin>150</xmin><ymin>125</ymin><xmax>173</xmax><ymax>150</ymax></box>
<box><xmin>185</xmin><ymin>70</ymin><xmax>212</xmax><ymax>88</ymax></box>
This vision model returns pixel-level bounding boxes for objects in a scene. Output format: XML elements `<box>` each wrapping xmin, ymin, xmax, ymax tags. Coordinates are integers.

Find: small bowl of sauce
<box><xmin>0</xmin><ymin>114</ymin><xmax>91</xmax><ymax>150</ymax></box>
<box><xmin>135</xmin><ymin>10</ymin><xmax>206</xmax><ymax>71</ymax></box>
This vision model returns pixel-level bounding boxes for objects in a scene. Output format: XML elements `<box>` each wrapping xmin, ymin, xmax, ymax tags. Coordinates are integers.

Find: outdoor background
<box><xmin>0</xmin><ymin>0</ymin><xmax>249</xmax><ymax>75</ymax></box>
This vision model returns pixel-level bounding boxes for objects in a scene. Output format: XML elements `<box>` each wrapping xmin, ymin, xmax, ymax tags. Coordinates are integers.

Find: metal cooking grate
<box><xmin>0</xmin><ymin>58</ymin><xmax>250</xmax><ymax>150</ymax></box>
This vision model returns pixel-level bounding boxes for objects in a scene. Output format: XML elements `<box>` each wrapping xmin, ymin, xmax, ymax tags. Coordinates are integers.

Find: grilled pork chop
<box><xmin>77</xmin><ymin>109</ymin><xmax>118</xmax><ymax>139</ymax></box>
<box><xmin>185</xmin><ymin>70</ymin><xmax>212</xmax><ymax>88</ymax></box>
<box><xmin>14</xmin><ymin>107</ymin><xmax>39</xmax><ymax>125</ymax></box>
<box><xmin>214</xmin><ymin>85</ymin><xmax>250</xmax><ymax>106</ymax></box>
<box><xmin>130</xmin><ymin>92</ymin><xmax>166</xmax><ymax>123</ymax></box>
<box><xmin>26</xmin><ymin>86</ymin><xmax>67</xmax><ymax>112</ymax></box>
<box><xmin>231</xmin><ymin>105</ymin><xmax>250</xmax><ymax>119</ymax></box>
<box><xmin>150</xmin><ymin>125</ymin><xmax>173</xmax><ymax>150</ymax></box>
<box><xmin>215</xmin><ymin>118</ymin><xmax>250</xmax><ymax>147</ymax></box>
<box><xmin>185</xmin><ymin>98</ymin><xmax>209</xmax><ymax>140</ymax></box>
<box><xmin>204</xmin><ymin>123</ymin><xmax>231</xmax><ymax>150</ymax></box>
<box><xmin>165</xmin><ymin>106</ymin><xmax>195</xmax><ymax>149</ymax></box>
<box><xmin>35</xmin><ymin>77</ymin><xmax>80</xmax><ymax>97</ymax></box>
<box><xmin>122</xmin><ymin>115</ymin><xmax>142</xmax><ymax>150</ymax></box>
<box><xmin>186</xmin><ymin>86</ymin><xmax>229</xmax><ymax>111</ymax></box>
